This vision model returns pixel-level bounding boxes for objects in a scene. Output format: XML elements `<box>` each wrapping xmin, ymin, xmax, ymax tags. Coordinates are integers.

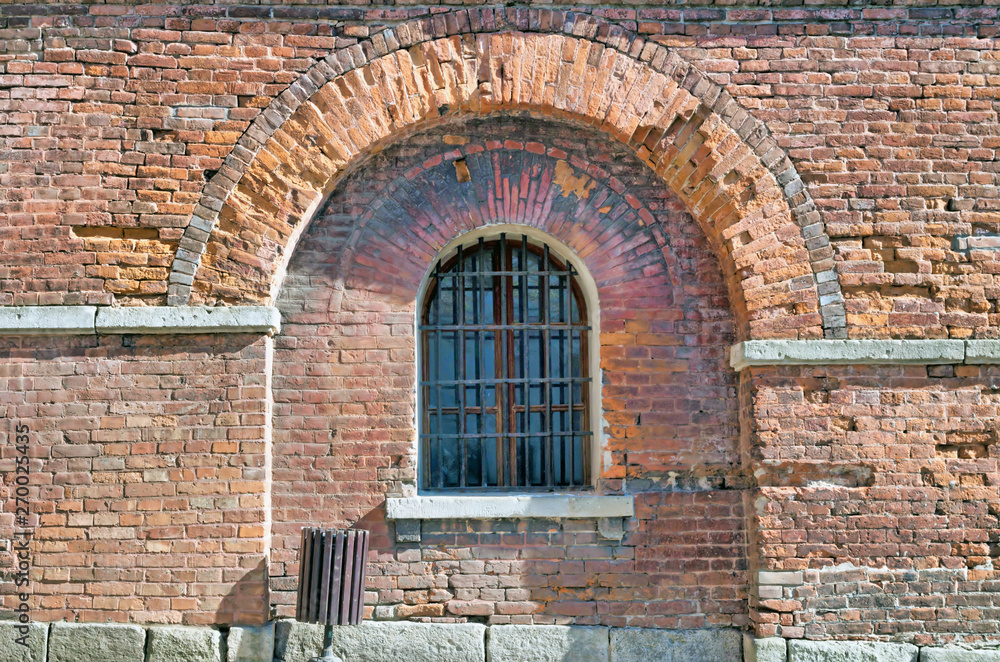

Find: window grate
<box><xmin>420</xmin><ymin>233</ymin><xmax>592</xmax><ymax>491</ymax></box>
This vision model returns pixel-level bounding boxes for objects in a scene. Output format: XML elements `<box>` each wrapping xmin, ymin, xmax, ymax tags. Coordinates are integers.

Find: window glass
<box><xmin>420</xmin><ymin>233</ymin><xmax>591</xmax><ymax>491</ymax></box>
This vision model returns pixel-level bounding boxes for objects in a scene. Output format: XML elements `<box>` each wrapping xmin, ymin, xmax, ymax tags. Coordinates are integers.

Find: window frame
<box><xmin>412</xmin><ymin>225</ymin><xmax>604</xmax><ymax>496</ymax></box>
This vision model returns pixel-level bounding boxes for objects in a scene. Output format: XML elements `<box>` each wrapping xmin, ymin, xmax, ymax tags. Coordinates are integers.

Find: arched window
<box><xmin>420</xmin><ymin>232</ymin><xmax>592</xmax><ymax>491</ymax></box>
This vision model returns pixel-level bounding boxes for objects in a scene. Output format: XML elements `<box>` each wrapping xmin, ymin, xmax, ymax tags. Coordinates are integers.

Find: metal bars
<box><xmin>420</xmin><ymin>234</ymin><xmax>591</xmax><ymax>491</ymax></box>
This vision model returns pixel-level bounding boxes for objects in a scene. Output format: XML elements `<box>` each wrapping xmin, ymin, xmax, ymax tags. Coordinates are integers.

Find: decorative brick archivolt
<box><xmin>167</xmin><ymin>9</ymin><xmax>845</xmax><ymax>340</ymax></box>
<box><xmin>331</xmin><ymin>132</ymin><xmax>688</xmax><ymax>297</ymax></box>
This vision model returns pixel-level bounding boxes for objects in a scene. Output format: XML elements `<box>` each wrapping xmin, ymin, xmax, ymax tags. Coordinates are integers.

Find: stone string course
<box><xmin>0</xmin><ymin>304</ymin><xmax>280</xmax><ymax>334</ymax></box>
<box><xmin>732</xmin><ymin>339</ymin><xmax>1000</xmax><ymax>369</ymax></box>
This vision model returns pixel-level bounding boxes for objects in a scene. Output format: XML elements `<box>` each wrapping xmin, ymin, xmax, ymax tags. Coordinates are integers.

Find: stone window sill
<box><xmin>384</xmin><ymin>494</ymin><xmax>634</xmax><ymax>520</ymax></box>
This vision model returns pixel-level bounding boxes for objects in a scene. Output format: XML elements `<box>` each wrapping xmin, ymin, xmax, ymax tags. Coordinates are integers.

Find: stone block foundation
<box><xmin>3</xmin><ymin>621</ymin><xmax>1000</xmax><ymax>662</ymax></box>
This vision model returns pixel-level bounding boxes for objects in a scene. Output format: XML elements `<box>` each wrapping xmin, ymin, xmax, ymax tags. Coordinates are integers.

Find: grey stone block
<box><xmin>95</xmin><ymin>305</ymin><xmax>281</xmax><ymax>335</ymax></box>
<box><xmin>227</xmin><ymin>622</ymin><xmax>275</xmax><ymax>662</ymax></box>
<box><xmin>920</xmin><ymin>649</ymin><xmax>1000</xmax><ymax>662</ymax></box>
<box><xmin>0</xmin><ymin>306</ymin><xmax>96</xmax><ymax>335</ymax></box>
<box><xmin>394</xmin><ymin>518</ymin><xmax>421</xmax><ymax>543</ymax></box>
<box><xmin>487</xmin><ymin>624</ymin><xmax>609</xmax><ymax>662</ymax></box>
<box><xmin>0</xmin><ymin>621</ymin><xmax>47</xmax><ymax>662</ymax></box>
<box><xmin>731</xmin><ymin>340</ymin><xmax>966</xmax><ymax>371</ymax></box>
<box><xmin>611</xmin><ymin>628</ymin><xmax>742</xmax><ymax>662</ymax></box>
<box><xmin>744</xmin><ymin>634</ymin><xmax>787</xmax><ymax>662</ymax></box>
<box><xmin>788</xmin><ymin>641</ymin><xmax>918</xmax><ymax>662</ymax></box>
<box><xmin>147</xmin><ymin>625</ymin><xmax>222</xmax><ymax>662</ymax></box>
<box><xmin>758</xmin><ymin>571</ymin><xmax>804</xmax><ymax>586</ymax></box>
<box><xmin>597</xmin><ymin>517</ymin><xmax>626</xmax><ymax>540</ymax></box>
<box><xmin>964</xmin><ymin>340</ymin><xmax>1000</xmax><ymax>364</ymax></box>
<box><xmin>275</xmin><ymin>620</ymin><xmax>486</xmax><ymax>662</ymax></box>
<box><xmin>385</xmin><ymin>494</ymin><xmax>633</xmax><ymax>520</ymax></box>
<box><xmin>48</xmin><ymin>622</ymin><xmax>146</xmax><ymax>662</ymax></box>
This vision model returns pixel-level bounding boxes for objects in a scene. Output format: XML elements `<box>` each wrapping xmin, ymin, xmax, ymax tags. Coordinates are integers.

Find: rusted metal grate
<box><xmin>296</xmin><ymin>528</ymin><xmax>369</xmax><ymax>626</ymax></box>
<box><xmin>420</xmin><ymin>233</ymin><xmax>593</xmax><ymax>491</ymax></box>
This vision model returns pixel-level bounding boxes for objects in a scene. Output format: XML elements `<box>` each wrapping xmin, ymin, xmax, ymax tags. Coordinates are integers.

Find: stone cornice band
<box><xmin>0</xmin><ymin>306</ymin><xmax>280</xmax><ymax>336</ymax></box>
<box><xmin>731</xmin><ymin>339</ymin><xmax>1000</xmax><ymax>370</ymax></box>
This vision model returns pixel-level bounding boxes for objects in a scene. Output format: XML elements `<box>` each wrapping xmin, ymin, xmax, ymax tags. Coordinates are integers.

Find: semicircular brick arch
<box><xmin>167</xmin><ymin>9</ymin><xmax>845</xmax><ymax>340</ymax></box>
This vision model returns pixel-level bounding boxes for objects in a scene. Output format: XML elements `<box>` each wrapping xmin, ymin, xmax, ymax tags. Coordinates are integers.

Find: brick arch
<box><xmin>168</xmin><ymin>11</ymin><xmax>844</xmax><ymax>340</ymax></box>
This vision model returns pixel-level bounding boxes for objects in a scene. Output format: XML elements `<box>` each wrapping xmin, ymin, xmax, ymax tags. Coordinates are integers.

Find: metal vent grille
<box><xmin>295</xmin><ymin>528</ymin><xmax>369</xmax><ymax>626</ymax></box>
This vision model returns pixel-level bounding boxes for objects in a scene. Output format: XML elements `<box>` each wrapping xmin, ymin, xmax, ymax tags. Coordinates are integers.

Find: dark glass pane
<box><xmin>483</xmin><ymin>287</ymin><xmax>494</xmax><ymax>325</ymax></box>
<box><xmin>529</xmin><ymin>410</ymin><xmax>544</xmax><ymax>435</ymax></box>
<box><xmin>427</xmin><ymin>331</ymin><xmax>438</xmax><ymax>380</ymax></box>
<box><xmin>528</xmin><ymin>330</ymin><xmax>543</xmax><ymax>379</ymax></box>
<box><xmin>554</xmin><ymin>435</ymin><xmax>566</xmax><ymax>484</ymax></box>
<box><xmin>527</xmin><ymin>273</ymin><xmax>542</xmax><ymax>324</ymax></box>
<box><xmin>464</xmin><ymin>282</ymin><xmax>475</xmax><ymax>325</ymax></box>
<box><xmin>441</xmin><ymin>385</ymin><xmax>457</xmax><ymax>409</ymax></box>
<box><xmin>512</xmin><ymin>330</ymin><xmax>523</xmax><ymax>379</ymax></box>
<box><xmin>511</xmin><ymin>279</ymin><xmax>522</xmax><ymax>324</ymax></box>
<box><xmin>485</xmin><ymin>436</ymin><xmax>498</xmax><ymax>486</ymax></box>
<box><xmin>515</xmin><ymin>436</ymin><xmax>526</xmax><ymax>485</ymax></box>
<box><xmin>465</xmin><ymin>384</ymin><xmax>479</xmax><ymax>408</ymax></box>
<box><xmin>513</xmin><ymin>330</ymin><xmax>545</xmax><ymax>383</ymax></box>
<box><xmin>549</xmin><ymin>330</ymin><xmax>564</xmax><ymax>379</ymax></box>
<box><xmin>571</xmin><ymin>333</ymin><xmax>581</xmax><ymax>378</ymax></box>
<box><xmin>440</xmin><ymin>413</ymin><xmax>460</xmax><ymax>488</ymax></box>
<box><xmin>466</xmin><ymin>437</ymin><xmax>482</xmax><ymax>486</ymax></box>
<box><xmin>484</xmin><ymin>332</ymin><xmax>495</xmax><ymax>383</ymax></box>
<box><xmin>572</xmin><ymin>435</ymin><xmax>585</xmax><ymax>484</ymax></box>
<box><xmin>440</xmin><ymin>331</ymin><xmax>457</xmax><ymax>380</ymax></box>
<box><xmin>528</xmin><ymin>436</ymin><xmax>544</xmax><ymax>485</ymax></box>
<box><xmin>439</xmin><ymin>280</ymin><xmax>454</xmax><ymax>325</ymax></box>
<box><xmin>465</xmin><ymin>410</ymin><xmax>479</xmax><ymax>434</ymax></box>
<box><xmin>529</xmin><ymin>383</ymin><xmax>544</xmax><ymax>409</ymax></box>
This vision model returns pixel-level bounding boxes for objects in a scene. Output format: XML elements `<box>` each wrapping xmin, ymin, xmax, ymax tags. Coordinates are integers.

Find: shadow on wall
<box><xmin>271</xmin><ymin>501</ymin><xmax>746</xmax><ymax>630</ymax></box>
<box><xmin>217</xmin><ymin>558</ymin><xmax>270</xmax><ymax>626</ymax></box>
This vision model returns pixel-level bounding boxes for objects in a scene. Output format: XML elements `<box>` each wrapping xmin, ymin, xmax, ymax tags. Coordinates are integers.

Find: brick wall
<box><xmin>0</xmin><ymin>334</ymin><xmax>271</xmax><ymax>626</ymax></box>
<box><xmin>2</xmin><ymin>4</ymin><xmax>999</xmax><ymax>339</ymax></box>
<box><xmin>1</xmin><ymin>1</ymin><xmax>1000</xmax><ymax>648</ymax></box>
<box><xmin>268</xmin><ymin>117</ymin><xmax>746</xmax><ymax>626</ymax></box>
<box><xmin>748</xmin><ymin>364</ymin><xmax>1000</xmax><ymax>646</ymax></box>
